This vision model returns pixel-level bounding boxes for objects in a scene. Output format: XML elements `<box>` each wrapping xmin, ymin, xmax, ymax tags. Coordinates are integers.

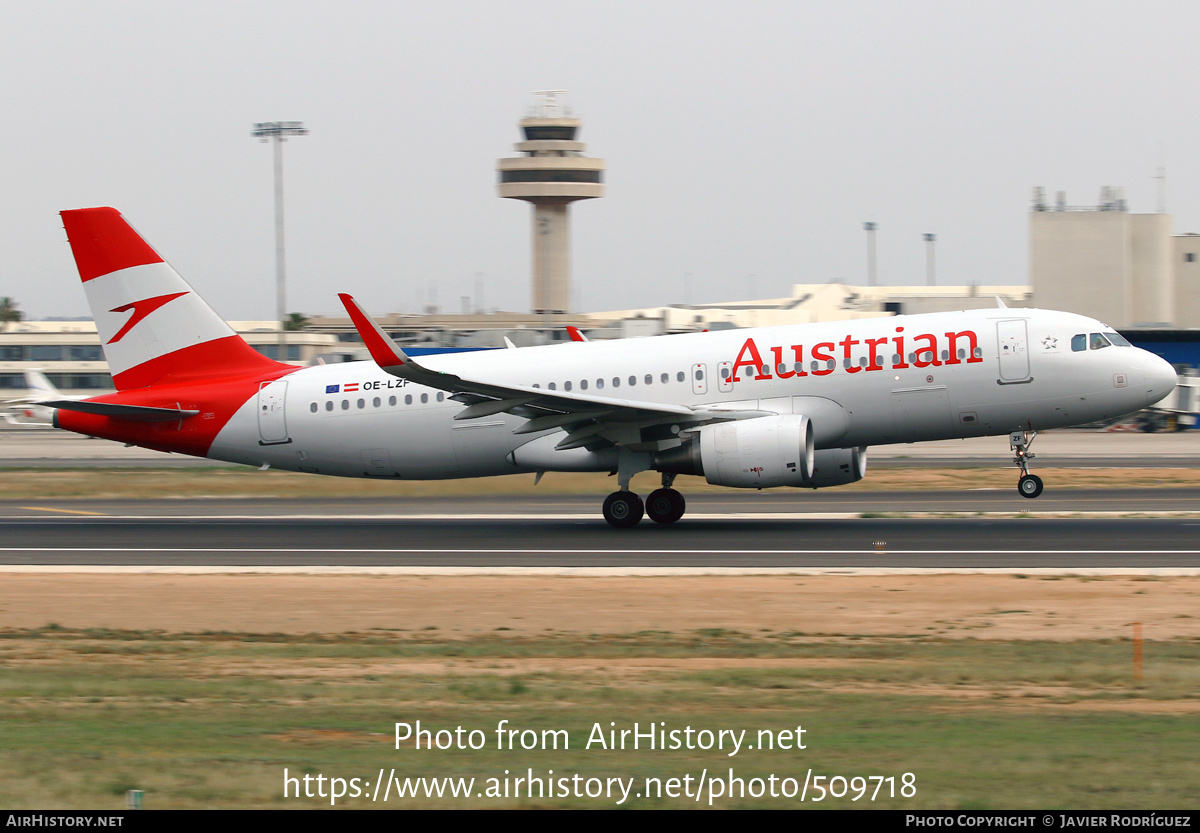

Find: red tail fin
<box><xmin>61</xmin><ymin>208</ymin><xmax>286</xmax><ymax>390</ymax></box>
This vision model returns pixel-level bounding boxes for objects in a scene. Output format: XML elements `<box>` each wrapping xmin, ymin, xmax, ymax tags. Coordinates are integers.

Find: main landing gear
<box><xmin>1010</xmin><ymin>430</ymin><xmax>1043</xmax><ymax>499</ymax></box>
<box><xmin>603</xmin><ymin>473</ymin><xmax>687</xmax><ymax>528</ymax></box>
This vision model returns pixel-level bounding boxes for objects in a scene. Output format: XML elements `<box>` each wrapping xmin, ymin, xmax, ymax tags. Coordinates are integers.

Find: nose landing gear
<box><xmin>1010</xmin><ymin>430</ymin><xmax>1043</xmax><ymax>499</ymax></box>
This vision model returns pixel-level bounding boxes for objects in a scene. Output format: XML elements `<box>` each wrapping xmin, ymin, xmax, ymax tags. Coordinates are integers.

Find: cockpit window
<box><xmin>1089</xmin><ymin>333</ymin><xmax>1111</xmax><ymax>350</ymax></box>
<box><xmin>1071</xmin><ymin>334</ymin><xmax>1086</xmax><ymax>352</ymax></box>
<box><xmin>1105</xmin><ymin>331</ymin><xmax>1132</xmax><ymax>347</ymax></box>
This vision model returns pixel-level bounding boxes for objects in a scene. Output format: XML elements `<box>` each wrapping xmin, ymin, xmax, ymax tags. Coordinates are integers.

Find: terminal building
<box><xmin>1031</xmin><ymin>186</ymin><xmax>1200</xmax><ymax>328</ymax></box>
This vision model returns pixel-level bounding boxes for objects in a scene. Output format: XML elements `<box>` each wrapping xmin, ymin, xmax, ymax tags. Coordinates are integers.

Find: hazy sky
<box><xmin>3</xmin><ymin>1</ymin><xmax>1199</xmax><ymax>321</ymax></box>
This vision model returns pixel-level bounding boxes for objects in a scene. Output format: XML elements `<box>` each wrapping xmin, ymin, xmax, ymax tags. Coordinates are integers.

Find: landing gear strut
<box><xmin>1010</xmin><ymin>430</ymin><xmax>1043</xmax><ymax>499</ymax></box>
<box><xmin>602</xmin><ymin>471</ymin><xmax>687</xmax><ymax>528</ymax></box>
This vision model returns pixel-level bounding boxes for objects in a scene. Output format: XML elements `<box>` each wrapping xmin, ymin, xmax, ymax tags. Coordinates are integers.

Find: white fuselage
<box><xmin>206</xmin><ymin>308</ymin><xmax>1174</xmax><ymax>481</ymax></box>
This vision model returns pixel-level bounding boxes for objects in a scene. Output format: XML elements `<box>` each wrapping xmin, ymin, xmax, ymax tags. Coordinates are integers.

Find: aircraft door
<box><xmin>257</xmin><ymin>380</ymin><xmax>290</xmax><ymax>445</ymax></box>
<box><xmin>691</xmin><ymin>363</ymin><xmax>708</xmax><ymax>396</ymax></box>
<box><xmin>996</xmin><ymin>319</ymin><xmax>1032</xmax><ymax>384</ymax></box>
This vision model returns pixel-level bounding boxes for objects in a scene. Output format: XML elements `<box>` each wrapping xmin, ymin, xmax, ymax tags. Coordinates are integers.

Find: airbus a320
<box><xmin>43</xmin><ymin>208</ymin><xmax>1177</xmax><ymax>527</ymax></box>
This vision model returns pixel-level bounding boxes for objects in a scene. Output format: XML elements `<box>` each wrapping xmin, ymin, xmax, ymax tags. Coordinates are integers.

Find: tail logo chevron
<box><xmin>107</xmin><ymin>291</ymin><xmax>190</xmax><ymax>344</ymax></box>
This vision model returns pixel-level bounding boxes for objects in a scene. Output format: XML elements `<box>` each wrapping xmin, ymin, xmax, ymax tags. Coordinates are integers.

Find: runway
<box><xmin>2</xmin><ymin>494</ymin><xmax>1199</xmax><ymax>569</ymax></box>
<box><xmin>3</xmin><ymin>487</ymin><xmax>1198</xmax><ymax>517</ymax></box>
<box><xmin>1</xmin><ymin>429</ymin><xmax>1195</xmax><ymax>571</ymax></box>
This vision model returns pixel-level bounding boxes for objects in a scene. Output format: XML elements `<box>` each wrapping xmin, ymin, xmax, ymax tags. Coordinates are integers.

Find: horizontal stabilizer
<box><xmin>42</xmin><ymin>400</ymin><xmax>200</xmax><ymax>422</ymax></box>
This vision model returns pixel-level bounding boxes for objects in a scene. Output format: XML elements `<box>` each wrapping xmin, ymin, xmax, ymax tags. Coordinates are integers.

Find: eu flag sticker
<box><xmin>326</xmin><ymin>384</ymin><xmax>340</xmax><ymax>394</ymax></box>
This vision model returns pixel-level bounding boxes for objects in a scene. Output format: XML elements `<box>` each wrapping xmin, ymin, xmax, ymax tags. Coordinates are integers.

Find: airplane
<box><xmin>47</xmin><ymin>207</ymin><xmax>1178</xmax><ymax>527</ymax></box>
<box><xmin>0</xmin><ymin>370</ymin><xmax>83</xmax><ymax>426</ymax></box>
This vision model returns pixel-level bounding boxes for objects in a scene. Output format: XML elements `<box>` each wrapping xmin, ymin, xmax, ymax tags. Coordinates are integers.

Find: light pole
<box><xmin>252</xmin><ymin>121</ymin><xmax>308</xmax><ymax>359</ymax></box>
<box><xmin>863</xmin><ymin>222</ymin><xmax>877</xmax><ymax>286</ymax></box>
<box><xmin>923</xmin><ymin>233</ymin><xmax>937</xmax><ymax>286</ymax></box>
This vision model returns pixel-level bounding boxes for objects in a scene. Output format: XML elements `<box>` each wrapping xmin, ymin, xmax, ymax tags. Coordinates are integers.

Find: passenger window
<box><xmin>325</xmin><ymin>401</ymin><xmax>333</xmax><ymax>412</ymax></box>
<box><xmin>677</xmin><ymin>371</ymin><xmax>685</xmax><ymax>382</ymax></box>
<box><xmin>644</xmin><ymin>374</ymin><xmax>652</xmax><ymax>385</ymax></box>
<box><xmin>420</xmin><ymin>393</ymin><xmax>429</xmax><ymax>403</ymax></box>
<box><xmin>388</xmin><ymin>396</ymin><xmax>396</xmax><ymax>406</ymax></box>
<box><xmin>660</xmin><ymin>373</ymin><xmax>668</xmax><ymax>383</ymax></box>
<box><xmin>1090</xmin><ymin>333</ymin><xmax>1111</xmax><ymax>350</ymax></box>
<box><xmin>628</xmin><ymin>376</ymin><xmax>636</xmax><ymax>386</ymax></box>
<box><xmin>596</xmin><ymin>379</ymin><xmax>604</xmax><ymax>389</ymax></box>
<box><xmin>580</xmin><ymin>379</ymin><xmax>588</xmax><ymax>390</ymax></box>
<box><xmin>309</xmin><ymin>402</ymin><xmax>317</xmax><ymax>413</ymax></box>
<box><xmin>373</xmin><ymin>397</ymin><xmax>381</xmax><ymax>407</ymax></box>
<box><xmin>548</xmin><ymin>382</ymin><xmax>556</xmax><ymax>390</ymax></box>
<box><xmin>1071</xmin><ymin>334</ymin><xmax>1086</xmax><ymax>352</ymax></box>
<box><xmin>405</xmin><ymin>394</ymin><xmax>412</xmax><ymax>405</ymax></box>
<box><xmin>437</xmin><ymin>392</ymin><xmax>444</xmax><ymax>401</ymax></box>
<box><xmin>612</xmin><ymin>377</ymin><xmax>620</xmax><ymax>388</ymax></box>
<box><xmin>564</xmin><ymin>381</ymin><xmax>572</xmax><ymax>391</ymax></box>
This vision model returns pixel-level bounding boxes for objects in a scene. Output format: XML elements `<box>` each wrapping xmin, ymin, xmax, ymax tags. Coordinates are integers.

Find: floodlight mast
<box><xmin>923</xmin><ymin>233</ymin><xmax>937</xmax><ymax>286</ymax></box>
<box><xmin>252</xmin><ymin>121</ymin><xmax>308</xmax><ymax>357</ymax></box>
<box><xmin>863</xmin><ymin>222</ymin><xmax>878</xmax><ymax>286</ymax></box>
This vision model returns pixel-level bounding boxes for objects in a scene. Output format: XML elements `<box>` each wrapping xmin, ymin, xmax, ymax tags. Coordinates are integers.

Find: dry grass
<box><xmin>0</xmin><ymin>465</ymin><xmax>1198</xmax><ymax>499</ymax></box>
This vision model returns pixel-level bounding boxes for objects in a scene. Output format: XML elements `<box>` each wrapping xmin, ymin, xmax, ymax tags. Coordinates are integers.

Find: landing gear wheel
<box><xmin>1018</xmin><ymin>474</ymin><xmax>1043</xmax><ymax>499</ymax></box>
<box><xmin>646</xmin><ymin>488</ymin><xmax>686</xmax><ymax>524</ymax></box>
<box><xmin>603</xmin><ymin>490</ymin><xmax>644</xmax><ymax>528</ymax></box>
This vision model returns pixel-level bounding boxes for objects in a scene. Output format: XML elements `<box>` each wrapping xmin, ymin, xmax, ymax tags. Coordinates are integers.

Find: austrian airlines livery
<box><xmin>50</xmin><ymin>208</ymin><xmax>1177</xmax><ymax>527</ymax></box>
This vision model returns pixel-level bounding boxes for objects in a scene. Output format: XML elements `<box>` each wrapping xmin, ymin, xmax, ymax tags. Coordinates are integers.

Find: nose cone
<box><xmin>1141</xmin><ymin>351</ymin><xmax>1177</xmax><ymax>407</ymax></box>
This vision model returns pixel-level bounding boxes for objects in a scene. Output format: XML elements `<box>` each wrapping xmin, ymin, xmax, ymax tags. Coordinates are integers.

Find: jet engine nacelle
<box><xmin>695</xmin><ymin>414</ymin><xmax>815</xmax><ymax>488</ymax></box>
<box><xmin>803</xmin><ymin>446</ymin><xmax>868</xmax><ymax>488</ymax></box>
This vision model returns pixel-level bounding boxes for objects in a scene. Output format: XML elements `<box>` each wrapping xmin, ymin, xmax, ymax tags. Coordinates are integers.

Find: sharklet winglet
<box><xmin>338</xmin><ymin>293</ymin><xmax>408</xmax><ymax>369</ymax></box>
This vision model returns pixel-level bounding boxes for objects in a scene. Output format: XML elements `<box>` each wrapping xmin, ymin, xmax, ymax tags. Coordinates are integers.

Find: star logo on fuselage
<box><xmin>1041</xmin><ymin>336</ymin><xmax>1058</xmax><ymax>350</ymax></box>
<box><xmin>107</xmin><ymin>291</ymin><xmax>190</xmax><ymax>344</ymax></box>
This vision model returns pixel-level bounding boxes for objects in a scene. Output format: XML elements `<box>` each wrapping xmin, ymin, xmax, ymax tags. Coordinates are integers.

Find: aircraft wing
<box><xmin>340</xmin><ymin>294</ymin><xmax>766</xmax><ymax>450</ymax></box>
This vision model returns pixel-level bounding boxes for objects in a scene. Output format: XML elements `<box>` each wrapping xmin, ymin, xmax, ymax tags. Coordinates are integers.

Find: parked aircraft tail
<box><xmin>23</xmin><ymin>369</ymin><xmax>60</xmax><ymax>400</ymax></box>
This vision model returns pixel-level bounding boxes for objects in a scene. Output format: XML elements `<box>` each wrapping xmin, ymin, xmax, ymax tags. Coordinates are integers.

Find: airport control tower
<box><xmin>497</xmin><ymin>91</ymin><xmax>605</xmax><ymax>314</ymax></box>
